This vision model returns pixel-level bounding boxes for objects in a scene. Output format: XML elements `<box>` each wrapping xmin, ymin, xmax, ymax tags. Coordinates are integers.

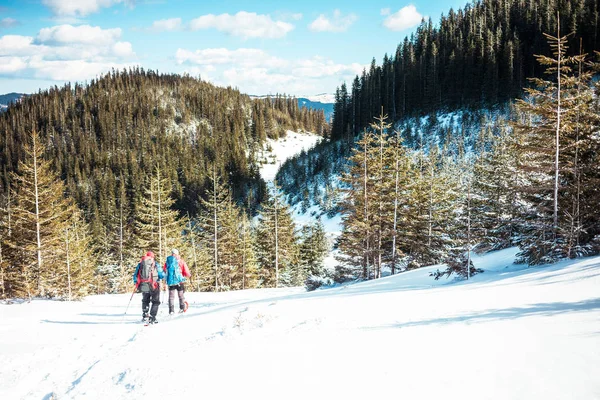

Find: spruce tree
<box><xmin>6</xmin><ymin>131</ymin><xmax>88</xmax><ymax>298</ymax></box>
<box><xmin>299</xmin><ymin>220</ymin><xmax>329</xmax><ymax>279</ymax></box>
<box><xmin>198</xmin><ymin>166</ymin><xmax>230</xmax><ymax>291</ymax></box>
<box><xmin>514</xmin><ymin>17</ymin><xmax>586</xmax><ymax>264</ymax></box>
<box><xmin>135</xmin><ymin>166</ymin><xmax>184</xmax><ymax>264</ymax></box>
<box><xmin>254</xmin><ymin>183</ymin><xmax>298</xmax><ymax>287</ymax></box>
<box><xmin>336</xmin><ymin>130</ymin><xmax>377</xmax><ymax>279</ymax></box>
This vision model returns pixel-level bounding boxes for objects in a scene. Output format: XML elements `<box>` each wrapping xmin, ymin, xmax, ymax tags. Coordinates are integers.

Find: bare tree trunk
<box><xmin>274</xmin><ymin>194</ymin><xmax>279</xmax><ymax>288</ymax></box>
<box><xmin>377</xmin><ymin>110</ymin><xmax>384</xmax><ymax>279</ymax></box>
<box><xmin>363</xmin><ymin>134</ymin><xmax>370</xmax><ymax>280</ymax></box>
<box><xmin>187</xmin><ymin>213</ymin><xmax>198</xmax><ymax>290</ymax></box>
<box><xmin>391</xmin><ymin>130</ymin><xmax>401</xmax><ymax>275</ymax></box>
<box><xmin>119</xmin><ymin>200</ymin><xmax>124</xmax><ymax>293</ymax></box>
<box><xmin>0</xmin><ymin>241</ymin><xmax>4</xmax><ymax>298</ymax></box>
<box><xmin>467</xmin><ymin>178</ymin><xmax>472</xmax><ymax>280</ymax></box>
<box><xmin>65</xmin><ymin>228</ymin><xmax>72</xmax><ymax>301</ymax></box>
<box><xmin>428</xmin><ymin>165</ymin><xmax>434</xmax><ymax>248</ymax></box>
<box><xmin>242</xmin><ymin>217</ymin><xmax>247</xmax><ymax>290</ymax></box>
<box><xmin>568</xmin><ymin>39</ymin><xmax>584</xmax><ymax>258</ymax></box>
<box><xmin>213</xmin><ymin>164</ymin><xmax>218</xmax><ymax>292</ymax></box>
<box><xmin>157</xmin><ymin>168</ymin><xmax>163</xmax><ymax>263</ymax></box>
<box><xmin>32</xmin><ymin>132</ymin><xmax>43</xmax><ymax>296</ymax></box>
<box><xmin>553</xmin><ymin>12</ymin><xmax>561</xmax><ymax>238</ymax></box>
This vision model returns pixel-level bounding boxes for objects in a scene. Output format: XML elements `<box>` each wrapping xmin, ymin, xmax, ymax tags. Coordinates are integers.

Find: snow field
<box><xmin>1</xmin><ymin>249</ymin><xmax>599</xmax><ymax>399</ymax></box>
<box><xmin>258</xmin><ymin>130</ymin><xmax>322</xmax><ymax>183</ymax></box>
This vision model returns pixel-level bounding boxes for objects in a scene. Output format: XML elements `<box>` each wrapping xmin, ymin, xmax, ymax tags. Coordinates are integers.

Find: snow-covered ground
<box><xmin>258</xmin><ymin>130</ymin><xmax>321</xmax><ymax>183</ymax></box>
<box><xmin>258</xmin><ymin>130</ymin><xmax>342</xmax><ymax>256</ymax></box>
<box><xmin>1</xmin><ymin>248</ymin><xmax>599</xmax><ymax>399</ymax></box>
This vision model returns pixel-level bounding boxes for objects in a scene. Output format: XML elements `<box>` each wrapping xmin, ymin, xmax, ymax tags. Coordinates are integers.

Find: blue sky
<box><xmin>0</xmin><ymin>0</ymin><xmax>464</xmax><ymax>96</ymax></box>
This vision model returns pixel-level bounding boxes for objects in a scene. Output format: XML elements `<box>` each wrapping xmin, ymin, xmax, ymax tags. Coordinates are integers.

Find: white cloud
<box><xmin>0</xmin><ymin>35</ymin><xmax>37</xmax><ymax>56</ymax></box>
<box><xmin>190</xmin><ymin>11</ymin><xmax>294</xmax><ymax>39</ymax></box>
<box><xmin>0</xmin><ymin>56</ymin><xmax>27</xmax><ymax>73</ymax></box>
<box><xmin>28</xmin><ymin>57</ymin><xmax>131</xmax><ymax>81</ymax></box>
<box><xmin>42</xmin><ymin>0</ymin><xmax>131</xmax><ymax>17</ymax></box>
<box><xmin>0</xmin><ymin>18</ymin><xmax>20</xmax><ymax>29</ymax></box>
<box><xmin>309</xmin><ymin>10</ymin><xmax>357</xmax><ymax>33</ymax></box>
<box><xmin>37</xmin><ymin>25</ymin><xmax>122</xmax><ymax>46</ymax></box>
<box><xmin>292</xmin><ymin>57</ymin><xmax>363</xmax><ymax>78</ymax></box>
<box><xmin>176</xmin><ymin>47</ymin><xmax>288</xmax><ymax>69</ymax></box>
<box><xmin>383</xmin><ymin>5</ymin><xmax>423</xmax><ymax>31</ymax></box>
<box><xmin>151</xmin><ymin>18</ymin><xmax>181</xmax><ymax>32</ymax></box>
<box><xmin>0</xmin><ymin>25</ymin><xmax>135</xmax><ymax>81</ymax></box>
<box><xmin>176</xmin><ymin>47</ymin><xmax>366</xmax><ymax>95</ymax></box>
<box><xmin>113</xmin><ymin>41</ymin><xmax>134</xmax><ymax>57</ymax></box>
<box><xmin>380</xmin><ymin>8</ymin><xmax>391</xmax><ymax>16</ymax></box>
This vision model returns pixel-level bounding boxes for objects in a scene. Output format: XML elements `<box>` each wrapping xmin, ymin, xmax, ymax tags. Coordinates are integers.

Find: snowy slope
<box><xmin>258</xmin><ymin>130</ymin><xmax>321</xmax><ymax>184</ymax></box>
<box><xmin>1</xmin><ymin>249</ymin><xmax>599</xmax><ymax>400</ymax></box>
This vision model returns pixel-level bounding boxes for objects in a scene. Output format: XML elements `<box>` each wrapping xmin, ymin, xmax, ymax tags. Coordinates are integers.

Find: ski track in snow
<box><xmin>1</xmin><ymin>248</ymin><xmax>600</xmax><ymax>399</ymax></box>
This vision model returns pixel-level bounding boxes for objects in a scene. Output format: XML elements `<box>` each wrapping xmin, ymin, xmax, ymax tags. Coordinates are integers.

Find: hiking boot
<box><xmin>142</xmin><ymin>313</ymin><xmax>148</xmax><ymax>322</ymax></box>
<box><xmin>178</xmin><ymin>309</ymin><xmax>185</xmax><ymax>313</ymax></box>
<box><xmin>148</xmin><ymin>316</ymin><xmax>158</xmax><ymax>324</ymax></box>
<box><xmin>169</xmin><ymin>311</ymin><xmax>175</xmax><ymax>316</ymax></box>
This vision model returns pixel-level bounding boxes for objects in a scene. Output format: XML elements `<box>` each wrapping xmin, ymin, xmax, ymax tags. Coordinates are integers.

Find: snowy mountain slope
<box><xmin>257</xmin><ymin>130</ymin><xmax>341</xmax><ymax>247</ymax></box>
<box><xmin>1</xmin><ymin>249</ymin><xmax>599</xmax><ymax>400</ymax></box>
<box><xmin>258</xmin><ymin>130</ymin><xmax>322</xmax><ymax>184</ymax></box>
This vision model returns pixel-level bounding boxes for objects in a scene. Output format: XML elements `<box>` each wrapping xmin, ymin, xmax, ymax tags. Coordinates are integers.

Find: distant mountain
<box><xmin>0</xmin><ymin>92</ymin><xmax>26</xmax><ymax>112</ymax></box>
<box><xmin>298</xmin><ymin>97</ymin><xmax>334</xmax><ymax>122</ymax></box>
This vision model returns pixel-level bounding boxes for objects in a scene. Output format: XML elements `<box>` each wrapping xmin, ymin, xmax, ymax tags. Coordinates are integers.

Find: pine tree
<box><xmin>369</xmin><ymin>109</ymin><xmax>393</xmax><ymax>279</ymax></box>
<box><xmin>61</xmin><ymin>210</ymin><xmax>95</xmax><ymax>300</ymax></box>
<box><xmin>254</xmin><ymin>183</ymin><xmax>298</xmax><ymax>287</ymax></box>
<box><xmin>198</xmin><ymin>166</ymin><xmax>230</xmax><ymax>291</ymax></box>
<box><xmin>135</xmin><ymin>166</ymin><xmax>184</xmax><ymax>264</ymax></box>
<box><xmin>299</xmin><ymin>220</ymin><xmax>329</xmax><ymax>279</ymax></box>
<box><xmin>471</xmin><ymin>122</ymin><xmax>521</xmax><ymax>251</ymax></box>
<box><xmin>336</xmin><ymin>130</ymin><xmax>377</xmax><ymax>279</ymax></box>
<box><xmin>6</xmin><ymin>131</ymin><xmax>87</xmax><ymax>298</ymax></box>
<box><xmin>514</xmin><ymin>16</ymin><xmax>587</xmax><ymax>264</ymax></box>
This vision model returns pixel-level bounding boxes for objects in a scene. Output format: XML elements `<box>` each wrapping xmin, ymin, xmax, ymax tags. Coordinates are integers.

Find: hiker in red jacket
<box><xmin>133</xmin><ymin>251</ymin><xmax>164</xmax><ymax>324</ymax></box>
<box><xmin>163</xmin><ymin>248</ymin><xmax>191</xmax><ymax>314</ymax></box>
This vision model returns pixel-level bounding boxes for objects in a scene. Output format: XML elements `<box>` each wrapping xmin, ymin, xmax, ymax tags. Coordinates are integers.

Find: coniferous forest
<box><xmin>2</xmin><ymin>0</ymin><xmax>600</xmax><ymax>299</ymax></box>
<box><xmin>279</xmin><ymin>0</ymin><xmax>600</xmax><ymax>281</ymax></box>
<box><xmin>0</xmin><ymin>70</ymin><xmax>329</xmax><ymax>299</ymax></box>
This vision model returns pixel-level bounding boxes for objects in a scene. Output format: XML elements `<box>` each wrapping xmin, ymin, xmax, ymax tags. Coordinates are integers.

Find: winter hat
<box><xmin>171</xmin><ymin>248</ymin><xmax>179</xmax><ymax>255</ymax></box>
<box><xmin>146</xmin><ymin>251</ymin><xmax>155</xmax><ymax>258</ymax></box>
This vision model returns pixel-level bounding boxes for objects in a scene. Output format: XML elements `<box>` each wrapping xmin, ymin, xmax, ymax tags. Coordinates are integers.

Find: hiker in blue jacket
<box><xmin>133</xmin><ymin>251</ymin><xmax>165</xmax><ymax>324</ymax></box>
<box><xmin>163</xmin><ymin>248</ymin><xmax>191</xmax><ymax>315</ymax></box>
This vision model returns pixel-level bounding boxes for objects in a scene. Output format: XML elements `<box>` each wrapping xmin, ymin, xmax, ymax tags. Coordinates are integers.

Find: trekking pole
<box><xmin>122</xmin><ymin>285</ymin><xmax>137</xmax><ymax>322</ymax></box>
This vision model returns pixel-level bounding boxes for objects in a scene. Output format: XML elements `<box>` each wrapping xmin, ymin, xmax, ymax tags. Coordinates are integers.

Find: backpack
<box><xmin>166</xmin><ymin>255</ymin><xmax>183</xmax><ymax>284</ymax></box>
<box><xmin>138</xmin><ymin>257</ymin><xmax>157</xmax><ymax>293</ymax></box>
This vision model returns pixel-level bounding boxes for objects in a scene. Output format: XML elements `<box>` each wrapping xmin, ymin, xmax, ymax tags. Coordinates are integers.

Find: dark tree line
<box><xmin>331</xmin><ymin>0</ymin><xmax>600</xmax><ymax>140</ymax></box>
<box><xmin>0</xmin><ymin>68</ymin><xmax>326</xmax><ymax>220</ymax></box>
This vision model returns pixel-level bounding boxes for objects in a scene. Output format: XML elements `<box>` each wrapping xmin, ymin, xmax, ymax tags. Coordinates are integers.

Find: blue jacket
<box><xmin>163</xmin><ymin>255</ymin><xmax>187</xmax><ymax>286</ymax></box>
<box><xmin>132</xmin><ymin>258</ymin><xmax>164</xmax><ymax>284</ymax></box>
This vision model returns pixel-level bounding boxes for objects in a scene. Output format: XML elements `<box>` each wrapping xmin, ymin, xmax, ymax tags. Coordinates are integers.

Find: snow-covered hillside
<box><xmin>2</xmin><ymin>248</ymin><xmax>599</xmax><ymax>399</ymax></box>
<box><xmin>258</xmin><ymin>130</ymin><xmax>341</xmax><ymax>243</ymax></box>
<box><xmin>258</xmin><ymin>130</ymin><xmax>321</xmax><ymax>184</ymax></box>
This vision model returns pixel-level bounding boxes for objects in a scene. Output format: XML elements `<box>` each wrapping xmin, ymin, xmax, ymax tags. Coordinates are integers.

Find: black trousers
<box><xmin>142</xmin><ymin>287</ymin><xmax>160</xmax><ymax>318</ymax></box>
<box><xmin>168</xmin><ymin>283</ymin><xmax>186</xmax><ymax>313</ymax></box>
